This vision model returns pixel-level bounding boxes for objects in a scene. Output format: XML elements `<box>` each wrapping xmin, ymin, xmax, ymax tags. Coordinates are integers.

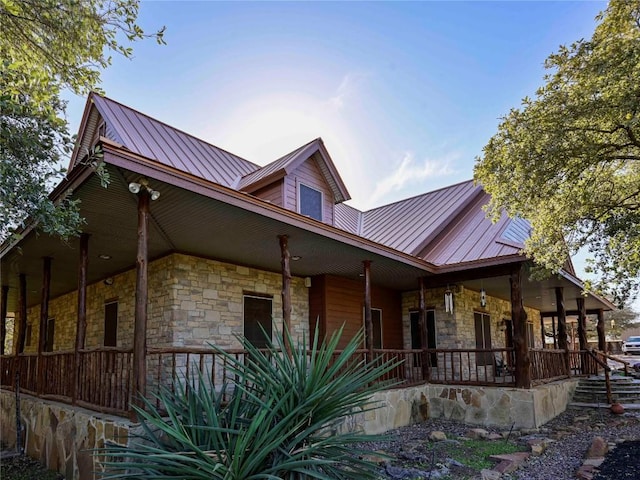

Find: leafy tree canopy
<box><xmin>0</xmin><ymin>0</ymin><xmax>164</xmax><ymax>240</ymax></box>
<box><xmin>475</xmin><ymin>0</ymin><xmax>640</xmax><ymax>307</ymax></box>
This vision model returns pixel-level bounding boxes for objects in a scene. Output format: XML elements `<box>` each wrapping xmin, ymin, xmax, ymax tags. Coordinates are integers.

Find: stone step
<box><xmin>574</xmin><ymin>388</ymin><xmax>640</xmax><ymax>395</ymax></box>
<box><xmin>569</xmin><ymin>401</ymin><xmax>640</xmax><ymax>410</ymax></box>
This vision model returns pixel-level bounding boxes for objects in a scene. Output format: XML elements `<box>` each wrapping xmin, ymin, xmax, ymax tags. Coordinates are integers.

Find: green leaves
<box><xmin>475</xmin><ymin>0</ymin><xmax>640</xmax><ymax>306</ymax></box>
<box><xmin>0</xmin><ymin>0</ymin><xmax>164</xmax><ymax>241</ymax></box>
<box><xmin>96</xmin><ymin>327</ymin><xmax>399</xmax><ymax>479</ymax></box>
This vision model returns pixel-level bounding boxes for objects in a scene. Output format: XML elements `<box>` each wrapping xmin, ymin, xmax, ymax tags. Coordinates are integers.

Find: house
<box><xmin>0</xmin><ymin>93</ymin><xmax>615</xmax><ymax>479</ymax></box>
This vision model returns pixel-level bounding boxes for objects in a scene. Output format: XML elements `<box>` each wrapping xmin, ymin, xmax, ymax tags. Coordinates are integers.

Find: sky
<box><xmin>63</xmin><ymin>0</ymin><xmax>638</xmax><ymax>309</ymax></box>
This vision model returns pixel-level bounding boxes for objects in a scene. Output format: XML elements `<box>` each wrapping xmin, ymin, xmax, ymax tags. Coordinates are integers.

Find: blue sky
<box><xmin>64</xmin><ymin>0</ymin><xmax>627</xmax><ymax>300</ymax></box>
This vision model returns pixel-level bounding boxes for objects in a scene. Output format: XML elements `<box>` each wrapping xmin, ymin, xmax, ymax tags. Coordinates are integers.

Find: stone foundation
<box><xmin>338</xmin><ymin>378</ymin><xmax>579</xmax><ymax>434</ymax></box>
<box><xmin>0</xmin><ymin>391</ymin><xmax>132</xmax><ymax>480</ymax></box>
<box><xmin>1</xmin><ymin>379</ymin><xmax>577</xmax><ymax>479</ymax></box>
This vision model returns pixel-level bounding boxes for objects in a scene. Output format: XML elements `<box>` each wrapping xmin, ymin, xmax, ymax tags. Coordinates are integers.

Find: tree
<box><xmin>0</xmin><ymin>0</ymin><xmax>164</xmax><ymax>240</ymax></box>
<box><xmin>474</xmin><ymin>0</ymin><xmax>640</xmax><ymax>307</ymax></box>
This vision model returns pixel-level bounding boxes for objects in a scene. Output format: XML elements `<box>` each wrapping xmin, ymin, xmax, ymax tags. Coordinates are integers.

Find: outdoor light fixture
<box><xmin>480</xmin><ymin>288</ymin><xmax>487</xmax><ymax>308</ymax></box>
<box><xmin>128</xmin><ymin>179</ymin><xmax>160</xmax><ymax>200</ymax></box>
<box><xmin>444</xmin><ymin>286</ymin><xmax>454</xmax><ymax>314</ymax></box>
<box><xmin>98</xmin><ymin>254</ymin><xmax>112</xmax><ymax>260</ymax></box>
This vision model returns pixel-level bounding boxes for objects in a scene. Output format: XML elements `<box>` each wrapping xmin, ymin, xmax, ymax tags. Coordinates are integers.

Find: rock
<box><xmin>466</xmin><ymin>428</ymin><xmax>489</xmax><ymax>439</ymax></box>
<box><xmin>487</xmin><ymin>433</ymin><xmax>503</xmax><ymax>441</ymax></box>
<box><xmin>429</xmin><ymin>430</ymin><xmax>447</xmax><ymax>441</ymax></box>
<box><xmin>582</xmin><ymin>457</ymin><xmax>605</xmax><ymax>467</ymax></box>
<box><xmin>575</xmin><ymin>464</ymin><xmax>596</xmax><ymax>480</ymax></box>
<box><xmin>481</xmin><ymin>468</ymin><xmax>502</xmax><ymax>479</ymax></box>
<box><xmin>573</xmin><ymin>415</ymin><xmax>590</xmax><ymax>423</ymax></box>
<box><xmin>586</xmin><ymin>436</ymin><xmax>608</xmax><ymax>458</ymax></box>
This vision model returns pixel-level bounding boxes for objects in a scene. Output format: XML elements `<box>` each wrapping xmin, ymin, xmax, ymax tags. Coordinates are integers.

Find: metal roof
<box><xmin>360</xmin><ymin>180</ymin><xmax>482</xmax><ymax>255</ymax></box>
<box><xmin>86</xmin><ymin>94</ymin><xmax>259</xmax><ymax>187</ymax></box>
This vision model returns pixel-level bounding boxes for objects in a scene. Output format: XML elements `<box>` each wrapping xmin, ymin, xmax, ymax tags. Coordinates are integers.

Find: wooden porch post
<box><xmin>17</xmin><ymin>274</ymin><xmax>27</xmax><ymax>354</ymax></box>
<box><xmin>539</xmin><ymin>313</ymin><xmax>545</xmax><ymax>349</ymax></box>
<box><xmin>596</xmin><ymin>309</ymin><xmax>606</xmax><ymax>352</ymax></box>
<box><xmin>1</xmin><ymin>285</ymin><xmax>8</xmax><ymax>355</ymax></box>
<box><xmin>363</xmin><ymin>260</ymin><xmax>373</xmax><ymax>361</ymax></box>
<box><xmin>38</xmin><ymin>257</ymin><xmax>52</xmax><ymax>394</ymax></box>
<box><xmin>418</xmin><ymin>277</ymin><xmax>430</xmax><ymax>381</ymax></box>
<box><xmin>73</xmin><ymin>233</ymin><xmax>89</xmax><ymax>405</ymax></box>
<box><xmin>278</xmin><ymin>235</ymin><xmax>292</xmax><ymax>356</ymax></box>
<box><xmin>510</xmin><ymin>264</ymin><xmax>530</xmax><ymax>388</ymax></box>
<box><xmin>555</xmin><ymin>287</ymin><xmax>570</xmax><ymax>375</ymax></box>
<box><xmin>576</xmin><ymin>297</ymin><xmax>588</xmax><ymax>351</ymax></box>
<box><xmin>133</xmin><ymin>190</ymin><xmax>150</xmax><ymax>415</ymax></box>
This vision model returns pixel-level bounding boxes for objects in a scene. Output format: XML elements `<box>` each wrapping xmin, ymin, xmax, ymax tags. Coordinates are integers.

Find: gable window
<box><xmin>244</xmin><ymin>295</ymin><xmax>273</xmax><ymax>349</ymax></box>
<box><xmin>299</xmin><ymin>184</ymin><xmax>323</xmax><ymax>221</ymax></box>
<box><xmin>363</xmin><ymin>308</ymin><xmax>383</xmax><ymax>349</ymax></box>
<box><xmin>104</xmin><ymin>301</ymin><xmax>118</xmax><ymax>347</ymax></box>
<box><xmin>474</xmin><ymin>312</ymin><xmax>492</xmax><ymax>366</ymax></box>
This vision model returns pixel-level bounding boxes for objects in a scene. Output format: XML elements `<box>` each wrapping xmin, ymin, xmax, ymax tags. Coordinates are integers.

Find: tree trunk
<box><xmin>278</xmin><ymin>235</ymin><xmax>292</xmax><ymax>356</ymax></box>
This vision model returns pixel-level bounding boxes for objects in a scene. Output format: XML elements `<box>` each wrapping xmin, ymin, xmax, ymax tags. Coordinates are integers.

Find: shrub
<box><xmin>97</xmin><ymin>326</ymin><xmax>400</xmax><ymax>479</ymax></box>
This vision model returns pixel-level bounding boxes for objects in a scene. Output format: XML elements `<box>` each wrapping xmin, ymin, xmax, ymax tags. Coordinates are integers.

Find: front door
<box><xmin>410</xmin><ymin>310</ymin><xmax>437</xmax><ymax>366</ymax></box>
<box><xmin>243</xmin><ymin>295</ymin><xmax>273</xmax><ymax>349</ymax></box>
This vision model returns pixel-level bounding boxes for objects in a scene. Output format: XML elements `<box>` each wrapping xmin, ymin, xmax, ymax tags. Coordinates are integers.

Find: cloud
<box><xmin>328</xmin><ymin>72</ymin><xmax>368</xmax><ymax>110</ymax></box>
<box><xmin>370</xmin><ymin>151</ymin><xmax>458</xmax><ymax>205</ymax></box>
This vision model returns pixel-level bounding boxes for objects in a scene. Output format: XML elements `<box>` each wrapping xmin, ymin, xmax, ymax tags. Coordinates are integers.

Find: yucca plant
<box><xmin>96</xmin><ymin>326</ymin><xmax>401</xmax><ymax>479</ymax></box>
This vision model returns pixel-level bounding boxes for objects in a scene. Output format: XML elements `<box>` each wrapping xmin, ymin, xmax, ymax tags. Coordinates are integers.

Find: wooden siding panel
<box><xmin>283</xmin><ymin>157</ymin><xmax>335</xmax><ymax>225</ymax></box>
<box><xmin>253</xmin><ymin>180</ymin><xmax>284</xmax><ymax>207</ymax></box>
<box><xmin>322</xmin><ymin>275</ymin><xmax>402</xmax><ymax>349</ymax></box>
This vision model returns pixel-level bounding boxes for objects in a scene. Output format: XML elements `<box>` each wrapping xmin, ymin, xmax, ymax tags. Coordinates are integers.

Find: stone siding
<box><xmin>337</xmin><ymin>379</ymin><xmax>579</xmax><ymax>435</ymax></box>
<box><xmin>402</xmin><ymin>286</ymin><xmax>541</xmax><ymax>351</ymax></box>
<box><xmin>18</xmin><ymin>253</ymin><xmax>309</xmax><ymax>355</ymax></box>
<box><xmin>0</xmin><ymin>391</ymin><xmax>131</xmax><ymax>480</ymax></box>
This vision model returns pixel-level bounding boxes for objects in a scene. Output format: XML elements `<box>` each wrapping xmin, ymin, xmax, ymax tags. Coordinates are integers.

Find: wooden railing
<box><xmin>76</xmin><ymin>348</ymin><xmax>133</xmax><ymax>414</ymax></box>
<box><xmin>531</xmin><ymin>349</ymin><xmax>569</xmax><ymax>383</ymax></box>
<box><xmin>1</xmin><ymin>345</ymin><xmax>587</xmax><ymax>417</ymax></box>
<box><xmin>425</xmin><ymin>348</ymin><xmax>516</xmax><ymax>386</ymax></box>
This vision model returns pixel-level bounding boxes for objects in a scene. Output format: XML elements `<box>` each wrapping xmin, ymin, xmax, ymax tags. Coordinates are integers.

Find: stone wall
<box><xmin>337</xmin><ymin>378</ymin><xmax>579</xmax><ymax>435</ymax></box>
<box><xmin>1</xmin><ymin>377</ymin><xmax>578</xmax><ymax>480</ymax></box>
<box><xmin>402</xmin><ymin>286</ymin><xmax>541</xmax><ymax>351</ymax></box>
<box><xmin>0</xmin><ymin>391</ymin><xmax>131</xmax><ymax>480</ymax></box>
<box><xmin>18</xmin><ymin>253</ymin><xmax>309</xmax><ymax>354</ymax></box>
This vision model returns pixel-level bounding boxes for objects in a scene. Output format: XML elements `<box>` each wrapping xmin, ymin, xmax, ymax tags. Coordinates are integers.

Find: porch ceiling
<box><xmin>1</xmin><ymin>166</ymin><xmax>430</xmax><ymax>310</ymax></box>
<box><xmin>1</xmin><ymin>162</ymin><xmax>611</xmax><ymax>315</ymax></box>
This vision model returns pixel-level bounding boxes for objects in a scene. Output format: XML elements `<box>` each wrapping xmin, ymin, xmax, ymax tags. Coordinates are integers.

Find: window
<box><xmin>410</xmin><ymin>310</ymin><xmax>438</xmax><ymax>366</ymax></box>
<box><xmin>104</xmin><ymin>301</ymin><xmax>118</xmax><ymax>347</ymax></box>
<box><xmin>364</xmin><ymin>308</ymin><xmax>383</xmax><ymax>349</ymax></box>
<box><xmin>474</xmin><ymin>312</ymin><xmax>492</xmax><ymax>366</ymax></box>
<box><xmin>44</xmin><ymin>318</ymin><xmax>55</xmax><ymax>352</ymax></box>
<box><xmin>243</xmin><ymin>295</ymin><xmax>273</xmax><ymax>349</ymax></box>
<box><xmin>299</xmin><ymin>184</ymin><xmax>323</xmax><ymax>221</ymax></box>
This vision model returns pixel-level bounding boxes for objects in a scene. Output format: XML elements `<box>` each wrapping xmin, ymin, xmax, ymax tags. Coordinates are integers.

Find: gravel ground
<box><xmin>362</xmin><ymin>406</ymin><xmax>640</xmax><ymax>479</ymax></box>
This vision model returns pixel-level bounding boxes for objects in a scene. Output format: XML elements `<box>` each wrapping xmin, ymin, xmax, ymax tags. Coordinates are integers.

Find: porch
<box><xmin>0</xmin><ymin>344</ymin><xmax>608</xmax><ymax>418</ymax></box>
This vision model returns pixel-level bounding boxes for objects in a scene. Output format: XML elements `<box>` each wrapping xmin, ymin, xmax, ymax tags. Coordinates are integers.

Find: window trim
<box><xmin>297</xmin><ymin>182</ymin><xmax>323</xmax><ymax>221</ymax></box>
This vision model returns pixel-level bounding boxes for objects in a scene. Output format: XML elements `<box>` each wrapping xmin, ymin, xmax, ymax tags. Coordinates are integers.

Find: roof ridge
<box><xmin>363</xmin><ymin>178</ymin><xmax>476</xmax><ymax>215</ymax></box>
<box><xmin>239</xmin><ymin>137</ymin><xmax>320</xmax><ymax>180</ymax></box>
<box><xmin>92</xmin><ymin>92</ymin><xmax>260</xmax><ymax>169</ymax></box>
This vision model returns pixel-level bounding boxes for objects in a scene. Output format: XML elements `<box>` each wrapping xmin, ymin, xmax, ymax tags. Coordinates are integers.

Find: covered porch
<box><xmin>0</xmin><ymin>159</ymin><xmax>614</xmax><ymax>420</ymax></box>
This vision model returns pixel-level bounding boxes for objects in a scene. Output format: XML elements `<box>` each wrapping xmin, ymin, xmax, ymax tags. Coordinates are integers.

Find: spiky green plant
<box><xmin>96</xmin><ymin>326</ymin><xmax>400</xmax><ymax>479</ymax></box>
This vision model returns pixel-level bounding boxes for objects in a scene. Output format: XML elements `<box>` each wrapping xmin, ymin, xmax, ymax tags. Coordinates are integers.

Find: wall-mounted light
<box><xmin>304</xmin><ymin>277</ymin><xmax>312</xmax><ymax>288</ymax></box>
<box><xmin>444</xmin><ymin>286</ymin><xmax>454</xmax><ymax>314</ymax></box>
<box><xmin>480</xmin><ymin>288</ymin><xmax>487</xmax><ymax>308</ymax></box>
<box><xmin>129</xmin><ymin>179</ymin><xmax>160</xmax><ymax>201</ymax></box>
<box><xmin>103</xmin><ymin>277</ymin><xmax>114</xmax><ymax>286</ymax></box>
